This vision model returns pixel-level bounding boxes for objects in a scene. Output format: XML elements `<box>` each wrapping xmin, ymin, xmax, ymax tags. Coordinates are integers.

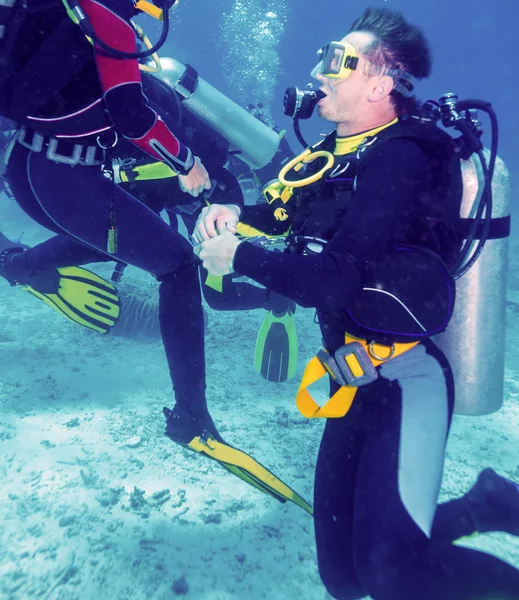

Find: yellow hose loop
<box><xmin>278</xmin><ymin>149</ymin><xmax>335</xmax><ymax>188</ymax></box>
<box><xmin>134</xmin><ymin>24</ymin><xmax>162</xmax><ymax>74</ymax></box>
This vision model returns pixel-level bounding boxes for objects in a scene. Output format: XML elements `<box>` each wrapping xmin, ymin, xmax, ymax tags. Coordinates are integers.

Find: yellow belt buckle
<box><xmin>318</xmin><ymin>342</ymin><xmax>378</xmax><ymax>387</ymax></box>
<box><xmin>296</xmin><ymin>343</ymin><xmax>378</xmax><ymax>419</ymax></box>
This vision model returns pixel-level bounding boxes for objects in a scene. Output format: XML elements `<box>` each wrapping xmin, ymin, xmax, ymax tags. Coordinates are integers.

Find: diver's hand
<box><xmin>192</xmin><ymin>203</ymin><xmax>242</xmax><ymax>244</ymax></box>
<box><xmin>178</xmin><ymin>156</ymin><xmax>211</xmax><ymax>197</ymax></box>
<box><xmin>193</xmin><ymin>224</ymin><xmax>241</xmax><ymax>276</ymax></box>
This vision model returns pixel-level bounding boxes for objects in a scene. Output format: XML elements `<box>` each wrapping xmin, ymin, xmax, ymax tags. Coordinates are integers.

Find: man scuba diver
<box><xmin>193</xmin><ymin>7</ymin><xmax>519</xmax><ymax>600</ymax></box>
<box><xmin>0</xmin><ymin>1</ymin><xmax>311</xmax><ymax>513</ymax></box>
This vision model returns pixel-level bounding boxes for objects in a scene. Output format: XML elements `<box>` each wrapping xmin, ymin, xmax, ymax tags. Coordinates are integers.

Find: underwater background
<box><xmin>0</xmin><ymin>0</ymin><xmax>518</xmax><ymax>598</ymax></box>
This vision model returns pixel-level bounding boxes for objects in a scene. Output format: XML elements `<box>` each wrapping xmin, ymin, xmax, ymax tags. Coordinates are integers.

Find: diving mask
<box><xmin>310</xmin><ymin>41</ymin><xmax>415</xmax><ymax>97</ymax></box>
<box><xmin>311</xmin><ymin>42</ymin><xmax>359</xmax><ymax>79</ymax></box>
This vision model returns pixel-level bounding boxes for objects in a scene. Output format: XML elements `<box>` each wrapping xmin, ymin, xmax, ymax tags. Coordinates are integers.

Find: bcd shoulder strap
<box><xmin>9</xmin><ymin>12</ymin><xmax>94</xmax><ymax>120</ymax></box>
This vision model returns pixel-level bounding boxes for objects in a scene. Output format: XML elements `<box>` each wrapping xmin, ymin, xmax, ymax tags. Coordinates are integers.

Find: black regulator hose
<box><xmin>68</xmin><ymin>0</ymin><xmax>171</xmax><ymax>60</ymax></box>
<box><xmin>451</xmin><ymin>102</ymin><xmax>498</xmax><ymax>279</ymax></box>
<box><xmin>293</xmin><ymin>119</ymin><xmax>308</xmax><ymax>149</ymax></box>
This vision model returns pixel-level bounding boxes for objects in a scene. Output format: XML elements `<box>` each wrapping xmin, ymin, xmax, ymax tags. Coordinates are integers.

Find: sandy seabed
<box><xmin>1</xmin><ymin>210</ymin><xmax>518</xmax><ymax>600</ymax></box>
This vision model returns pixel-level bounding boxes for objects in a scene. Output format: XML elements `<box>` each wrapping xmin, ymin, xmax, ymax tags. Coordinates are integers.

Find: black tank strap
<box><xmin>174</xmin><ymin>64</ymin><xmax>199</xmax><ymax>101</ymax></box>
<box><xmin>457</xmin><ymin>215</ymin><xmax>510</xmax><ymax>241</ymax></box>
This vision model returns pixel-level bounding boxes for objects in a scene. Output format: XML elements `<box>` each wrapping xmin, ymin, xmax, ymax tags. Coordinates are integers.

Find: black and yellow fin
<box><xmin>187</xmin><ymin>433</ymin><xmax>313</xmax><ymax>515</ymax></box>
<box><xmin>20</xmin><ymin>266</ymin><xmax>120</xmax><ymax>334</ymax></box>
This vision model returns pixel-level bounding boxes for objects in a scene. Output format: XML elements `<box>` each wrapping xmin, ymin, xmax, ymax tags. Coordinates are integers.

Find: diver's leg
<box><xmin>432</xmin><ymin>468</ymin><xmax>519</xmax><ymax>542</ymax></box>
<box><xmin>3</xmin><ymin>145</ymin><xmax>114</xmax><ymax>277</ymax></box>
<box><xmin>177</xmin><ymin>209</ymin><xmax>288</xmax><ymax>312</ymax></box>
<box><xmin>19</xmin><ymin>147</ymin><xmax>210</xmax><ymax>422</ymax></box>
<box><xmin>430</xmin><ymin>495</ymin><xmax>479</xmax><ymax>541</ymax></box>
<box><xmin>201</xmin><ymin>269</ymin><xmax>268</xmax><ymax>311</ymax></box>
<box><xmin>5</xmin><ymin>146</ymin><xmax>64</xmax><ymax>236</ymax></box>
<box><xmin>352</xmin><ymin>342</ymin><xmax>519</xmax><ymax>600</ymax></box>
<box><xmin>199</xmin><ymin>265</ymin><xmax>296</xmax><ymax>314</ymax></box>
<box><xmin>176</xmin><ymin>205</ymin><xmax>295</xmax><ymax>315</ymax></box>
<box><xmin>4</xmin><ymin>235</ymin><xmax>112</xmax><ymax>279</ymax></box>
<box><xmin>313</xmin><ymin>384</ymin><xmax>368</xmax><ymax>600</ymax></box>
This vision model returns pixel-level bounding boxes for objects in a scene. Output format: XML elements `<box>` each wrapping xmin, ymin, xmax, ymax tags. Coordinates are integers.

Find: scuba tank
<box><xmin>427</xmin><ymin>94</ymin><xmax>510</xmax><ymax>415</ymax></box>
<box><xmin>156</xmin><ymin>57</ymin><xmax>281</xmax><ymax>169</ymax></box>
<box><xmin>434</xmin><ymin>150</ymin><xmax>510</xmax><ymax>415</ymax></box>
<box><xmin>283</xmin><ymin>85</ymin><xmax>509</xmax><ymax>416</ymax></box>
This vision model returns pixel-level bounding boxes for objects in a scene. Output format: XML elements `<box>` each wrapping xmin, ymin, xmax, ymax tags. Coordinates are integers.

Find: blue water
<box><xmin>0</xmin><ymin>1</ymin><xmax>518</xmax><ymax>598</ymax></box>
<box><xmin>162</xmin><ymin>0</ymin><xmax>518</xmax><ymax>190</ymax></box>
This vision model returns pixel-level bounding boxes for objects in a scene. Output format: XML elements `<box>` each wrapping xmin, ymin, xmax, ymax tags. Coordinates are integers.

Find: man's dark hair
<box><xmin>349</xmin><ymin>7</ymin><xmax>432</xmax><ymax>116</ymax></box>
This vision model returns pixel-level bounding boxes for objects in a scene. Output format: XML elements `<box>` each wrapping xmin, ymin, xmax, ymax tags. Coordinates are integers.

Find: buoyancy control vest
<box><xmin>287</xmin><ymin>119</ymin><xmax>463</xmax><ymax>261</ymax></box>
<box><xmin>283</xmin><ymin>119</ymin><xmax>464</xmax><ymax>344</ymax></box>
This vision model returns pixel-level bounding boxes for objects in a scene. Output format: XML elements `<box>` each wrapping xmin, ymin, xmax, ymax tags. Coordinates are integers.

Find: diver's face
<box><xmin>314</xmin><ymin>31</ymin><xmax>375</xmax><ymax>124</ymax></box>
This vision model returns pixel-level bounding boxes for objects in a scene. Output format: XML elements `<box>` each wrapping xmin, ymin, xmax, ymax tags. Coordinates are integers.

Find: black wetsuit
<box><xmin>1</xmin><ymin>1</ymin><xmax>211</xmax><ymax>418</ymax></box>
<box><xmin>233</xmin><ymin>122</ymin><xmax>519</xmax><ymax>599</ymax></box>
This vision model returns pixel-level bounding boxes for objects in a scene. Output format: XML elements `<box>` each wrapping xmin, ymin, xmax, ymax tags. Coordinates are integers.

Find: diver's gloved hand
<box><xmin>191</xmin><ymin>203</ymin><xmax>242</xmax><ymax>244</ymax></box>
<box><xmin>163</xmin><ymin>404</ymin><xmax>224</xmax><ymax>446</ymax></box>
<box><xmin>194</xmin><ymin>226</ymin><xmax>241</xmax><ymax>277</ymax></box>
<box><xmin>178</xmin><ymin>156</ymin><xmax>211</xmax><ymax>198</ymax></box>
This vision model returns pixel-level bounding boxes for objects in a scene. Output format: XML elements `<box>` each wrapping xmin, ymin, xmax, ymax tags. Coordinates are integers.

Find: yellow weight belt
<box><xmin>296</xmin><ymin>334</ymin><xmax>420</xmax><ymax>419</ymax></box>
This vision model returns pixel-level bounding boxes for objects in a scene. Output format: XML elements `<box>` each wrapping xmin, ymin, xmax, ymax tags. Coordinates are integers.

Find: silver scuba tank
<box><xmin>434</xmin><ymin>151</ymin><xmax>510</xmax><ymax>415</ymax></box>
<box><xmin>156</xmin><ymin>57</ymin><xmax>281</xmax><ymax>169</ymax></box>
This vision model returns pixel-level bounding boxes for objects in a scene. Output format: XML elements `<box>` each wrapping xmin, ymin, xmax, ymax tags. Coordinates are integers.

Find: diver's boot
<box><xmin>0</xmin><ymin>231</ymin><xmax>30</xmax><ymax>284</ymax></box>
<box><xmin>163</xmin><ymin>404</ymin><xmax>224</xmax><ymax>446</ymax></box>
<box><xmin>464</xmin><ymin>468</ymin><xmax>519</xmax><ymax>536</ymax></box>
<box><xmin>163</xmin><ymin>405</ymin><xmax>313</xmax><ymax>515</ymax></box>
<box><xmin>0</xmin><ymin>246</ymin><xmax>27</xmax><ymax>284</ymax></box>
<box><xmin>1</xmin><ymin>240</ymin><xmax>121</xmax><ymax>333</ymax></box>
<box><xmin>1</xmin><ymin>247</ymin><xmax>64</xmax><ymax>292</ymax></box>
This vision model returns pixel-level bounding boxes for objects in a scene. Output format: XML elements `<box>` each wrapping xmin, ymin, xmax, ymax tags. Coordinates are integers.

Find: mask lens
<box><xmin>312</xmin><ymin>42</ymin><xmax>358</xmax><ymax>79</ymax></box>
<box><xmin>323</xmin><ymin>44</ymin><xmax>345</xmax><ymax>76</ymax></box>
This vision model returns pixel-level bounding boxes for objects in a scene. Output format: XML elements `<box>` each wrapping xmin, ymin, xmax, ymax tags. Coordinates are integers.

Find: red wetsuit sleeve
<box><xmin>78</xmin><ymin>0</ymin><xmax>194</xmax><ymax>174</ymax></box>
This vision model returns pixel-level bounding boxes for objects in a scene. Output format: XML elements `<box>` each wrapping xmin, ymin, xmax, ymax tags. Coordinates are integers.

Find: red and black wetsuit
<box><xmin>10</xmin><ymin>0</ymin><xmax>193</xmax><ymax>173</ymax></box>
<box><xmin>3</xmin><ymin>0</ymin><xmax>217</xmax><ymax>433</ymax></box>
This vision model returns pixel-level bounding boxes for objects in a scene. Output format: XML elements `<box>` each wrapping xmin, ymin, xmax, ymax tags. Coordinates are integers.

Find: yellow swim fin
<box><xmin>187</xmin><ymin>431</ymin><xmax>313</xmax><ymax>515</ymax></box>
<box><xmin>19</xmin><ymin>266</ymin><xmax>120</xmax><ymax>334</ymax></box>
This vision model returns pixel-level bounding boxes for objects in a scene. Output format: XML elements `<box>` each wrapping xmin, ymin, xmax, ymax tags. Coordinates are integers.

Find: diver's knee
<box><xmin>157</xmin><ymin>261</ymin><xmax>199</xmax><ymax>285</ymax></box>
<box><xmin>317</xmin><ymin>563</ymin><xmax>365</xmax><ymax>600</ymax></box>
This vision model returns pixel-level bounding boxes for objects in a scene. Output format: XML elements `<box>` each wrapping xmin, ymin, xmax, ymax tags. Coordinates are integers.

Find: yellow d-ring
<box><xmin>278</xmin><ymin>149</ymin><xmax>335</xmax><ymax>188</ymax></box>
